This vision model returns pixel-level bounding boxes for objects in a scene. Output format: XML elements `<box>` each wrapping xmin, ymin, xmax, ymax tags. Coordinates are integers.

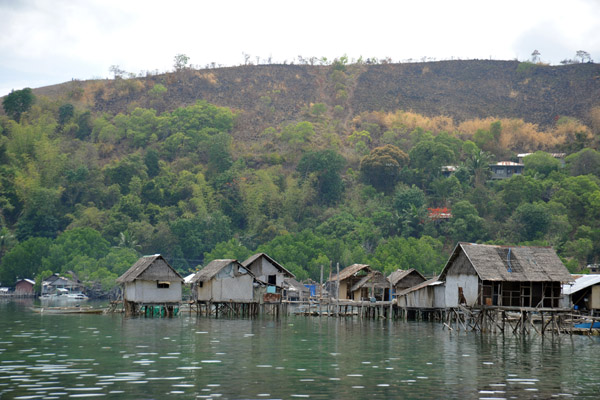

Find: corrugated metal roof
<box><xmin>562</xmin><ymin>274</ymin><xmax>600</xmax><ymax>295</ymax></box>
<box><xmin>490</xmin><ymin>161</ymin><xmax>524</xmax><ymax>166</ymax></box>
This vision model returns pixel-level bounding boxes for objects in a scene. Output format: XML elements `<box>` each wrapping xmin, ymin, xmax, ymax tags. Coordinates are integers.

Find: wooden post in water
<box><xmin>320</xmin><ymin>264</ymin><xmax>323</xmax><ymax>317</ymax></box>
<box><xmin>336</xmin><ymin>262</ymin><xmax>340</xmax><ymax>317</ymax></box>
<box><xmin>389</xmin><ymin>280</ymin><xmax>393</xmax><ymax>319</ymax></box>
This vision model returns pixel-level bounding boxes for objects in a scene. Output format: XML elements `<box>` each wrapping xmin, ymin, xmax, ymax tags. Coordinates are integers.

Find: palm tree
<box><xmin>466</xmin><ymin>150</ymin><xmax>491</xmax><ymax>187</ymax></box>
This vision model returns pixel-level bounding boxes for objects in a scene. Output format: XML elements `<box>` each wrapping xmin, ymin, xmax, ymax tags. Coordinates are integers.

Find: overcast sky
<box><xmin>1</xmin><ymin>0</ymin><xmax>599</xmax><ymax>96</ymax></box>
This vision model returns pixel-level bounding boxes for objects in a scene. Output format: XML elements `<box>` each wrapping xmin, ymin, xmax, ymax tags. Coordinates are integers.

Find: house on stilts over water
<box><xmin>116</xmin><ymin>254</ymin><xmax>183</xmax><ymax>316</ymax></box>
<box><xmin>241</xmin><ymin>253</ymin><xmax>295</xmax><ymax>301</ymax></box>
<box><xmin>327</xmin><ymin>264</ymin><xmax>372</xmax><ymax>301</ymax></box>
<box><xmin>388</xmin><ymin>268</ymin><xmax>427</xmax><ymax>297</ymax></box>
<box><xmin>396</xmin><ymin>243</ymin><xmax>575</xmax><ymax>333</ymax></box>
<box><xmin>440</xmin><ymin>242</ymin><xmax>573</xmax><ymax>309</ymax></box>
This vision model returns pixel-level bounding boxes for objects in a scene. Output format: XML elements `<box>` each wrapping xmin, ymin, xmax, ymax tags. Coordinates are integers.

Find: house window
<box><xmin>157</xmin><ymin>281</ymin><xmax>170</xmax><ymax>289</ymax></box>
<box><xmin>268</xmin><ymin>275</ymin><xmax>277</xmax><ymax>285</ymax></box>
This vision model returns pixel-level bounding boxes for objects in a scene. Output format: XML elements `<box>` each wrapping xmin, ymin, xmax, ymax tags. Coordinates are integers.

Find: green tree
<box><xmin>173</xmin><ymin>53</ymin><xmax>190</xmax><ymax>71</ymax></box>
<box><xmin>203</xmin><ymin>238</ymin><xmax>252</xmax><ymax>265</ymax></box>
<box><xmin>360</xmin><ymin>145</ymin><xmax>409</xmax><ymax>193</ymax></box>
<box><xmin>58</xmin><ymin>103</ymin><xmax>75</xmax><ymax>125</ymax></box>
<box><xmin>369</xmin><ymin>236</ymin><xmax>445</xmax><ymax>276</ymax></box>
<box><xmin>42</xmin><ymin>228</ymin><xmax>111</xmax><ymax>273</ymax></box>
<box><xmin>170</xmin><ymin>212</ymin><xmax>233</xmax><ymax>267</ymax></box>
<box><xmin>2</xmin><ymin>88</ymin><xmax>34</xmax><ymax>121</ymax></box>
<box><xmin>565</xmin><ymin>148</ymin><xmax>600</xmax><ymax>177</ymax></box>
<box><xmin>297</xmin><ymin>150</ymin><xmax>345</xmax><ymax>204</ymax></box>
<box><xmin>445</xmin><ymin>200</ymin><xmax>487</xmax><ymax>243</ymax></box>
<box><xmin>511</xmin><ymin>202</ymin><xmax>551</xmax><ymax>242</ymax></box>
<box><xmin>523</xmin><ymin>151</ymin><xmax>562</xmax><ymax>178</ymax></box>
<box><xmin>0</xmin><ymin>237</ymin><xmax>52</xmax><ymax>285</ymax></box>
<box><xmin>409</xmin><ymin>140</ymin><xmax>455</xmax><ymax>187</ymax></box>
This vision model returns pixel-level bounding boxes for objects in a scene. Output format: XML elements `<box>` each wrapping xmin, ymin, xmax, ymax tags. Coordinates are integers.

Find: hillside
<box><xmin>31</xmin><ymin>60</ymin><xmax>600</xmax><ymax>135</ymax></box>
<box><xmin>2</xmin><ymin>59</ymin><xmax>600</xmax><ymax>294</ymax></box>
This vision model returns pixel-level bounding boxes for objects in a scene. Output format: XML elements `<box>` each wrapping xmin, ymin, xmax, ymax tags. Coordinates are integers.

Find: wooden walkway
<box><xmin>291</xmin><ymin>299</ymin><xmax>599</xmax><ymax>336</ymax></box>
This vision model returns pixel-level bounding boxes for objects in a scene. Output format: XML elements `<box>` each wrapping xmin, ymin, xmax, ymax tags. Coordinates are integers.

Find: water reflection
<box><xmin>1</xmin><ymin>300</ymin><xmax>599</xmax><ymax>399</ymax></box>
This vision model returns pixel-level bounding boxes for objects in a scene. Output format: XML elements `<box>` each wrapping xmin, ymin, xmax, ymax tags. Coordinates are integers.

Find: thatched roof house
<box><xmin>327</xmin><ymin>264</ymin><xmax>372</xmax><ymax>300</ymax></box>
<box><xmin>116</xmin><ymin>254</ymin><xmax>183</xmax><ymax>305</ymax></box>
<box><xmin>350</xmin><ymin>270</ymin><xmax>391</xmax><ymax>301</ymax></box>
<box><xmin>388</xmin><ymin>269</ymin><xmax>427</xmax><ymax>294</ymax></box>
<box><xmin>440</xmin><ymin>243</ymin><xmax>573</xmax><ymax>308</ymax></box>
<box><xmin>190</xmin><ymin>259</ymin><xmax>256</xmax><ymax>302</ymax></box>
<box><xmin>241</xmin><ymin>253</ymin><xmax>294</xmax><ymax>287</ymax></box>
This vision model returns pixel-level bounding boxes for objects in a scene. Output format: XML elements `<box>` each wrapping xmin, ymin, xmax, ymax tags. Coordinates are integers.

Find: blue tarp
<box><xmin>305</xmin><ymin>284</ymin><xmax>316</xmax><ymax>297</ymax></box>
<box><xmin>267</xmin><ymin>286</ymin><xmax>277</xmax><ymax>294</ymax></box>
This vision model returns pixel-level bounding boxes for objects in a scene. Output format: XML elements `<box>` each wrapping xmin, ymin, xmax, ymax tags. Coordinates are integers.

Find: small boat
<box><xmin>574</xmin><ymin>321</ymin><xmax>600</xmax><ymax>329</ymax></box>
<box><xmin>40</xmin><ymin>289</ymin><xmax>89</xmax><ymax>301</ymax></box>
<box><xmin>64</xmin><ymin>292</ymin><xmax>89</xmax><ymax>300</ymax></box>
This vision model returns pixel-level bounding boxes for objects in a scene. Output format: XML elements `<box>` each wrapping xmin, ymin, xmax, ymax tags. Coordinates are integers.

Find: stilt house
<box><xmin>328</xmin><ymin>264</ymin><xmax>373</xmax><ymax>300</ymax></box>
<box><xmin>388</xmin><ymin>269</ymin><xmax>427</xmax><ymax>296</ymax></box>
<box><xmin>440</xmin><ymin>243</ymin><xmax>573</xmax><ymax>308</ymax></box>
<box><xmin>397</xmin><ymin>278</ymin><xmax>446</xmax><ymax>309</ymax></box>
<box><xmin>562</xmin><ymin>275</ymin><xmax>600</xmax><ymax>313</ymax></box>
<box><xmin>350</xmin><ymin>270</ymin><xmax>391</xmax><ymax>301</ymax></box>
<box><xmin>190</xmin><ymin>259</ymin><xmax>256</xmax><ymax>302</ymax></box>
<box><xmin>241</xmin><ymin>253</ymin><xmax>295</xmax><ymax>287</ymax></box>
<box><xmin>116</xmin><ymin>254</ymin><xmax>183</xmax><ymax>314</ymax></box>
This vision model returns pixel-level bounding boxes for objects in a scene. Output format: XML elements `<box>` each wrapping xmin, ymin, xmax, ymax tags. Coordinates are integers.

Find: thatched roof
<box><xmin>440</xmin><ymin>243</ymin><xmax>573</xmax><ymax>283</ymax></box>
<box><xmin>283</xmin><ymin>277</ymin><xmax>310</xmax><ymax>293</ymax></box>
<box><xmin>189</xmin><ymin>259</ymin><xmax>250</xmax><ymax>283</ymax></box>
<box><xmin>350</xmin><ymin>270</ymin><xmax>389</xmax><ymax>292</ymax></box>
<box><xmin>241</xmin><ymin>253</ymin><xmax>295</xmax><ymax>278</ymax></box>
<box><xmin>329</xmin><ymin>264</ymin><xmax>372</xmax><ymax>282</ymax></box>
<box><xmin>116</xmin><ymin>254</ymin><xmax>183</xmax><ymax>284</ymax></box>
<box><xmin>387</xmin><ymin>269</ymin><xmax>426</xmax><ymax>286</ymax></box>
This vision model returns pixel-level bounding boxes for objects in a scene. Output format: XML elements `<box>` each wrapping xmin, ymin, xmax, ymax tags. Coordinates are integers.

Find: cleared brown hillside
<box><xmin>29</xmin><ymin>60</ymin><xmax>600</xmax><ymax>137</ymax></box>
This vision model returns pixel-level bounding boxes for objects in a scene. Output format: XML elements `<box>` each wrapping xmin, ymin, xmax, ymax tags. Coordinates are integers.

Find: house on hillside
<box><xmin>388</xmin><ymin>269</ymin><xmax>427</xmax><ymax>296</ymax></box>
<box><xmin>562</xmin><ymin>275</ymin><xmax>600</xmax><ymax>314</ymax></box>
<box><xmin>349</xmin><ymin>270</ymin><xmax>391</xmax><ymax>301</ymax></box>
<box><xmin>489</xmin><ymin>161</ymin><xmax>524</xmax><ymax>179</ymax></box>
<box><xmin>116</xmin><ymin>254</ymin><xmax>183</xmax><ymax>315</ymax></box>
<box><xmin>15</xmin><ymin>279</ymin><xmax>35</xmax><ymax>296</ymax></box>
<box><xmin>241</xmin><ymin>253</ymin><xmax>295</xmax><ymax>288</ymax></box>
<box><xmin>440</xmin><ymin>243</ymin><xmax>573</xmax><ymax>308</ymax></box>
<box><xmin>327</xmin><ymin>264</ymin><xmax>373</xmax><ymax>300</ymax></box>
<box><xmin>190</xmin><ymin>259</ymin><xmax>257</xmax><ymax>303</ymax></box>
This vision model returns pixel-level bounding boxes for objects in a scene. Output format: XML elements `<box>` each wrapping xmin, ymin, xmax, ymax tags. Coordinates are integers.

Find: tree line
<box><xmin>1</xmin><ymin>86</ymin><xmax>600</xmax><ymax>293</ymax></box>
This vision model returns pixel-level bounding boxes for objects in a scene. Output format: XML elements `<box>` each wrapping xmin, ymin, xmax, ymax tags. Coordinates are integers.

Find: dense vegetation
<box><xmin>1</xmin><ymin>61</ymin><xmax>600</xmax><ymax>294</ymax></box>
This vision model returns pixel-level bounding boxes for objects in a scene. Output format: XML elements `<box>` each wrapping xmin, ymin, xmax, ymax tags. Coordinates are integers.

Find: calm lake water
<box><xmin>1</xmin><ymin>300</ymin><xmax>599</xmax><ymax>399</ymax></box>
